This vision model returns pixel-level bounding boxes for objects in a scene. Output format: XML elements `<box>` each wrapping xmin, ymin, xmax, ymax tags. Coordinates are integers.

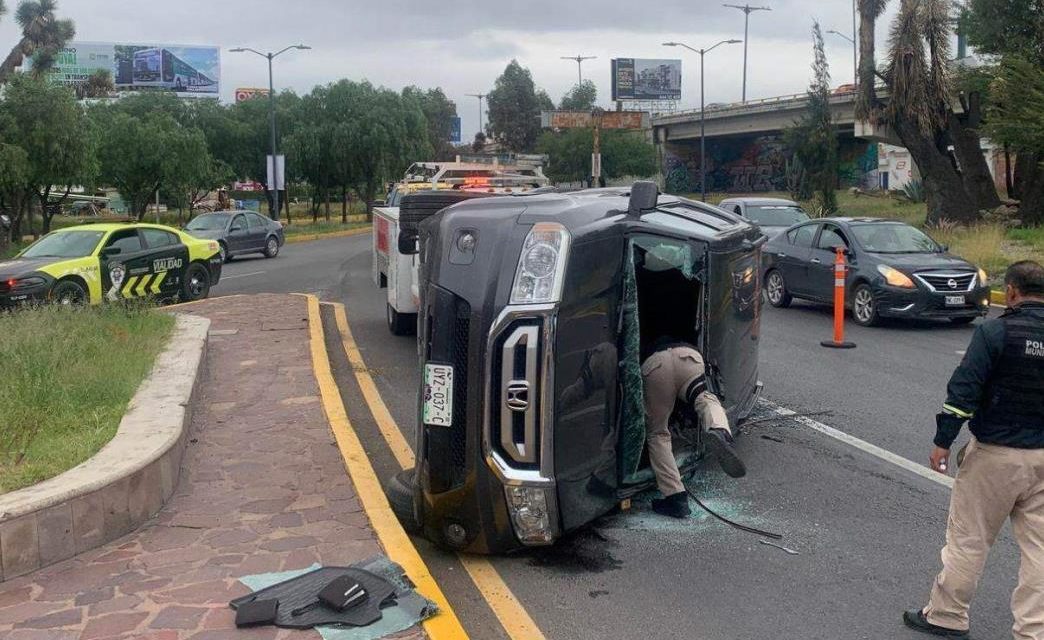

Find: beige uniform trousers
<box><xmin>641</xmin><ymin>346</ymin><xmax>730</xmax><ymax>496</ymax></box>
<box><xmin>924</xmin><ymin>438</ymin><xmax>1044</xmax><ymax>639</ymax></box>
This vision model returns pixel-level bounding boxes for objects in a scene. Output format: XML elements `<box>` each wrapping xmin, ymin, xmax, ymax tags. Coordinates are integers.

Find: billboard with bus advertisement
<box><xmin>611</xmin><ymin>58</ymin><xmax>682</xmax><ymax>101</ymax></box>
<box><xmin>28</xmin><ymin>42</ymin><xmax>220</xmax><ymax>98</ymax></box>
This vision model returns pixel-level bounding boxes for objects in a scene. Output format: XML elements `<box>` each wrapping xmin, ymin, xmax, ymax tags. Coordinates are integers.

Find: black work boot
<box><xmin>704</xmin><ymin>428</ymin><xmax>747</xmax><ymax>478</ymax></box>
<box><xmin>651</xmin><ymin>491</ymin><xmax>691</xmax><ymax>518</ymax></box>
<box><xmin>902</xmin><ymin>609</ymin><xmax>969</xmax><ymax>637</ymax></box>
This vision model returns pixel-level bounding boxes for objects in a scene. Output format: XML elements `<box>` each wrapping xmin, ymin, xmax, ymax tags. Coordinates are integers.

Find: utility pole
<box><xmin>827</xmin><ymin>29</ymin><xmax>858</xmax><ymax>85</ymax></box>
<box><xmin>663</xmin><ymin>40</ymin><xmax>742</xmax><ymax>201</ymax></box>
<box><xmin>466</xmin><ymin>93</ymin><xmax>486</xmax><ymax>139</ymax></box>
<box><xmin>560</xmin><ymin>54</ymin><xmax>597</xmax><ymax>86</ymax></box>
<box><xmin>229</xmin><ymin>44</ymin><xmax>311</xmax><ymax>221</ymax></box>
<box><xmin>723</xmin><ymin>3</ymin><xmax>772</xmax><ymax>103</ymax></box>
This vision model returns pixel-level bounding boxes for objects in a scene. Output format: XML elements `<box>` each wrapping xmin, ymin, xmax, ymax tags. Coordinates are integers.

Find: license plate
<box><xmin>945</xmin><ymin>295</ymin><xmax>966</xmax><ymax>306</ymax></box>
<box><xmin>423</xmin><ymin>364</ymin><xmax>454</xmax><ymax>427</ymax></box>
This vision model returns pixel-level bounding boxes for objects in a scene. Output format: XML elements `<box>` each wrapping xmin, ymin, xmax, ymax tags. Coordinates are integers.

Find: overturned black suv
<box><xmin>390</xmin><ymin>183</ymin><xmax>766</xmax><ymax>554</ymax></box>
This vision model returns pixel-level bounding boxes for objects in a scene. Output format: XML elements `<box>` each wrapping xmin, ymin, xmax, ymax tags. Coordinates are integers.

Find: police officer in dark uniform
<box><xmin>904</xmin><ymin>260</ymin><xmax>1044</xmax><ymax>639</ymax></box>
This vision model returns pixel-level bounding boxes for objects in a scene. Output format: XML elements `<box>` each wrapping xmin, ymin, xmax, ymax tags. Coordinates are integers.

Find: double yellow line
<box><xmin>305</xmin><ymin>295</ymin><xmax>545</xmax><ymax>640</ymax></box>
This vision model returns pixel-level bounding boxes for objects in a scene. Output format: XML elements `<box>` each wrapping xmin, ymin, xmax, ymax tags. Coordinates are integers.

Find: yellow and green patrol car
<box><xmin>0</xmin><ymin>223</ymin><xmax>223</xmax><ymax>307</ymax></box>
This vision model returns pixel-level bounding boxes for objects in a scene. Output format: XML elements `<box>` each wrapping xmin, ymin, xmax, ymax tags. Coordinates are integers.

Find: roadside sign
<box><xmin>449</xmin><ymin>116</ymin><xmax>462</xmax><ymax>144</ymax></box>
<box><xmin>235</xmin><ymin>87</ymin><xmax>270</xmax><ymax>103</ymax></box>
<box><xmin>266</xmin><ymin>155</ymin><xmax>285</xmax><ymax>191</ymax></box>
<box><xmin>542</xmin><ymin>110</ymin><xmax>649</xmax><ymax>130</ymax></box>
<box><xmin>611</xmin><ymin>58</ymin><xmax>682</xmax><ymax>101</ymax></box>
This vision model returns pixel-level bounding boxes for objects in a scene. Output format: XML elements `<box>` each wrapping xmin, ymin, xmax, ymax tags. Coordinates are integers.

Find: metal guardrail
<box><xmin>650</xmin><ymin>87</ymin><xmax>874</xmax><ymax>123</ymax></box>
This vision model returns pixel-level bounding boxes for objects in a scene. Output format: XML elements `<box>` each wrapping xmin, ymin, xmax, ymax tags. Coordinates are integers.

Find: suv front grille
<box><xmin>424</xmin><ymin>286</ymin><xmax>470</xmax><ymax>493</ymax></box>
<box><xmin>916</xmin><ymin>272</ymin><xmax>977</xmax><ymax>292</ymax></box>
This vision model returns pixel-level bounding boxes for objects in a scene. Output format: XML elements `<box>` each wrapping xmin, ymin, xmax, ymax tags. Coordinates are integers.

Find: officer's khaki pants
<box><xmin>924</xmin><ymin>439</ymin><xmax>1044</xmax><ymax>639</ymax></box>
<box><xmin>641</xmin><ymin>346</ymin><xmax>730</xmax><ymax>497</ymax></box>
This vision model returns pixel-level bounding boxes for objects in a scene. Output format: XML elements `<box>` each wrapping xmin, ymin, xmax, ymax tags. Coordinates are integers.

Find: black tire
<box><xmin>50</xmin><ymin>279</ymin><xmax>88</xmax><ymax>306</ymax></box>
<box><xmin>398</xmin><ymin>190</ymin><xmax>494</xmax><ymax>236</ymax></box>
<box><xmin>951</xmin><ymin>316</ymin><xmax>977</xmax><ymax>326</ymax></box>
<box><xmin>180</xmin><ymin>263</ymin><xmax>211</xmax><ymax>302</ymax></box>
<box><xmin>263</xmin><ymin>235</ymin><xmax>280</xmax><ymax>258</ymax></box>
<box><xmin>764</xmin><ymin>269</ymin><xmax>792</xmax><ymax>308</ymax></box>
<box><xmin>851</xmin><ymin>283</ymin><xmax>880</xmax><ymax>327</ymax></box>
<box><xmin>387</xmin><ymin>304</ymin><xmax>416</xmax><ymax>336</ymax></box>
<box><xmin>386</xmin><ymin>468</ymin><xmax>420</xmax><ymax>533</ymax></box>
<box><xmin>218</xmin><ymin>241</ymin><xmax>230</xmax><ymax>264</ymax></box>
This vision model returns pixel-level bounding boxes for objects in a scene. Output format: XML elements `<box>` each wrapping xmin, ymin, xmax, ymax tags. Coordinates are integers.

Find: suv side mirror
<box><xmin>101</xmin><ymin>246</ymin><xmax>122</xmax><ymax>257</ymax></box>
<box><xmin>628</xmin><ymin>181</ymin><xmax>659</xmax><ymax>216</ymax></box>
<box><xmin>398</xmin><ymin>230</ymin><xmax>419</xmax><ymax>255</ymax></box>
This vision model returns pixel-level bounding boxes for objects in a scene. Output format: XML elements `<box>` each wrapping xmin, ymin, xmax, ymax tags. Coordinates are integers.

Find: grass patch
<box><xmin>0</xmin><ymin>304</ymin><xmax>174</xmax><ymax>494</ymax></box>
<box><xmin>281</xmin><ymin>220</ymin><xmax>369</xmax><ymax>238</ymax></box>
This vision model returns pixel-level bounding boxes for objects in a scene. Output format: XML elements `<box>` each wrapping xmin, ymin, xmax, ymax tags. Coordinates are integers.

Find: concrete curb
<box><xmin>0</xmin><ymin>313</ymin><xmax>211</xmax><ymax>582</ymax></box>
<box><xmin>283</xmin><ymin>226</ymin><xmax>370</xmax><ymax>245</ymax></box>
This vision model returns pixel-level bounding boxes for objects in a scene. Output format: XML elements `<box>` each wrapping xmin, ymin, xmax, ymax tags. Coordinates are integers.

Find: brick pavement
<box><xmin>0</xmin><ymin>294</ymin><xmax>407</xmax><ymax>640</ymax></box>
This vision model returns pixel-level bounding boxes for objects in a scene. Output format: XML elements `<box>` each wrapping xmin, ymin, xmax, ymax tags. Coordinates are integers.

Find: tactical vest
<box><xmin>973</xmin><ymin>306</ymin><xmax>1044</xmax><ymax>448</ymax></box>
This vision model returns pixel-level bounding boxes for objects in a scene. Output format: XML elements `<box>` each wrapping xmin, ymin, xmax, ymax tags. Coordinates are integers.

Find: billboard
<box><xmin>611</xmin><ymin>58</ymin><xmax>682</xmax><ymax>101</ymax></box>
<box><xmin>29</xmin><ymin>42</ymin><xmax>220</xmax><ymax>98</ymax></box>
<box><xmin>235</xmin><ymin>87</ymin><xmax>270</xmax><ymax>103</ymax></box>
<box><xmin>449</xmin><ymin>116</ymin><xmax>462</xmax><ymax>144</ymax></box>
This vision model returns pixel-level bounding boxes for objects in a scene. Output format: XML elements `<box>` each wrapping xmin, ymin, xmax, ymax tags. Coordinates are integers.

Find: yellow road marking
<box><xmin>303</xmin><ymin>295</ymin><xmax>468</xmax><ymax>640</ymax></box>
<box><xmin>325</xmin><ymin>301</ymin><xmax>547</xmax><ymax>640</ymax></box>
<box><xmin>332</xmin><ymin>303</ymin><xmax>415</xmax><ymax>469</ymax></box>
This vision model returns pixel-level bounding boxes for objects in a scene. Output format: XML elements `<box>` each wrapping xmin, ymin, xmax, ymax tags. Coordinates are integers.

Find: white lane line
<box><xmin>763</xmin><ymin>401</ymin><xmax>954</xmax><ymax>489</ymax></box>
<box><xmin>221</xmin><ymin>271</ymin><xmax>266</xmax><ymax>280</ymax></box>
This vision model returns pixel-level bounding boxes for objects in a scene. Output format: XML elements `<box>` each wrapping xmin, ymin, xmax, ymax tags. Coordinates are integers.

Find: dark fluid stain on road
<box><xmin>589</xmin><ymin>589</ymin><xmax>610</xmax><ymax>598</ymax></box>
<box><xmin>526</xmin><ymin>528</ymin><xmax>624</xmax><ymax>574</ymax></box>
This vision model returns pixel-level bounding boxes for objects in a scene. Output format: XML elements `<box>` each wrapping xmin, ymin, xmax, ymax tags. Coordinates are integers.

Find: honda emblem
<box><xmin>505</xmin><ymin>381</ymin><xmax>530</xmax><ymax>412</ymax></box>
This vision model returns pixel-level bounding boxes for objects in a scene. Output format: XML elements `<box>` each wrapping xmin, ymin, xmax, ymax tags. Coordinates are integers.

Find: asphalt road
<box><xmin>215</xmin><ymin>234</ymin><xmax>1023</xmax><ymax>639</ymax></box>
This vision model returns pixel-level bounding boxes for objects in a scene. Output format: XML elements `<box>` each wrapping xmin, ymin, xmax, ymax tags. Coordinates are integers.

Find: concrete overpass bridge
<box><xmin>649</xmin><ymin>89</ymin><xmax>894</xmax><ymax>194</ymax></box>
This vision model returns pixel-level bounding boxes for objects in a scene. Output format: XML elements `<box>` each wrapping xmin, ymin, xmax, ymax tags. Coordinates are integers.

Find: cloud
<box><xmin>0</xmin><ymin>0</ymin><xmax>899</xmax><ymax>140</ymax></box>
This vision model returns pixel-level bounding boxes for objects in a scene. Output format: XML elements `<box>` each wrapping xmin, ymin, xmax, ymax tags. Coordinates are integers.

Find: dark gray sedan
<box><xmin>185</xmin><ymin>211</ymin><xmax>285</xmax><ymax>263</ymax></box>
<box><xmin>762</xmin><ymin>217</ymin><xmax>991</xmax><ymax>326</ymax></box>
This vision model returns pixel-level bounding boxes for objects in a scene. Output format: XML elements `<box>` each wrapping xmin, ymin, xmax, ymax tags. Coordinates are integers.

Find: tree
<box><xmin>75</xmin><ymin>68</ymin><xmax>114</xmax><ymax>99</ymax></box>
<box><xmin>559</xmin><ymin>80</ymin><xmax>597</xmax><ymax>111</ymax></box>
<box><xmin>0</xmin><ymin>0</ymin><xmax>75</xmax><ymax>84</ymax></box>
<box><xmin>0</xmin><ymin>74</ymin><xmax>95</xmax><ymax>233</ymax></box>
<box><xmin>964</xmin><ymin>0</ymin><xmax>1044</xmax><ymax>223</ymax></box>
<box><xmin>403</xmin><ymin>86</ymin><xmax>458</xmax><ymax>160</ymax></box>
<box><xmin>91</xmin><ymin>101</ymin><xmax>210</xmax><ymax>220</ymax></box>
<box><xmin>986</xmin><ymin>56</ymin><xmax>1044</xmax><ymax>224</ymax></box>
<box><xmin>0</xmin><ymin>142</ymin><xmax>29</xmax><ymax>246</ymax></box>
<box><xmin>487</xmin><ymin>60</ymin><xmax>547</xmax><ymax>152</ymax></box>
<box><xmin>786</xmin><ymin>23</ymin><xmax>839</xmax><ymax>213</ymax></box>
<box><xmin>859</xmin><ymin>0</ymin><xmax>998</xmax><ymax>223</ymax></box>
<box><xmin>536</xmin><ymin>129</ymin><xmax>656</xmax><ymax>184</ymax></box>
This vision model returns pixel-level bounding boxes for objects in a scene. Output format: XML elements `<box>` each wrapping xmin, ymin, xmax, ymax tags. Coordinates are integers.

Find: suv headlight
<box><xmin>509</xmin><ymin>222</ymin><xmax>570</xmax><ymax>305</ymax></box>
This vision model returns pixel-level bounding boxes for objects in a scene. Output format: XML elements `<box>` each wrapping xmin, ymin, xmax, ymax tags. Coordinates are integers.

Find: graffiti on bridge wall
<box><xmin>664</xmin><ymin>135</ymin><xmax>877</xmax><ymax>194</ymax></box>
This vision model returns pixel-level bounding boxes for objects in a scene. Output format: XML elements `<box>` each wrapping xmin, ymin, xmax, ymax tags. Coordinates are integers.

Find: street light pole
<box><xmin>827</xmin><ymin>29</ymin><xmax>858</xmax><ymax>85</ymax></box>
<box><xmin>560</xmin><ymin>54</ymin><xmax>597</xmax><ymax>87</ymax></box>
<box><xmin>723</xmin><ymin>3</ymin><xmax>772</xmax><ymax>103</ymax></box>
<box><xmin>229</xmin><ymin>44</ymin><xmax>311</xmax><ymax>221</ymax></box>
<box><xmin>466</xmin><ymin>93</ymin><xmax>486</xmax><ymax>138</ymax></box>
<box><xmin>664</xmin><ymin>40</ymin><xmax>741</xmax><ymax>202</ymax></box>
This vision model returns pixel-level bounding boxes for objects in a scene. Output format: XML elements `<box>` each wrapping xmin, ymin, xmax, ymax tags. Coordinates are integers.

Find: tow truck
<box><xmin>373</xmin><ymin>159</ymin><xmax>549</xmax><ymax>335</ymax></box>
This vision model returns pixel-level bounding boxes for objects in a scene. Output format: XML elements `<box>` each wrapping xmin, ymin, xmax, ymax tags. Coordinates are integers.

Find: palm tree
<box><xmin>0</xmin><ymin>0</ymin><xmax>75</xmax><ymax>85</ymax></box>
<box><xmin>858</xmin><ymin>0</ymin><xmax>998</xmax><ymax>223</ymax></box>
<box><xmin>76</xmin><ymin>68</ymin><xmax>113</xmax><ymax>99</ymax></box>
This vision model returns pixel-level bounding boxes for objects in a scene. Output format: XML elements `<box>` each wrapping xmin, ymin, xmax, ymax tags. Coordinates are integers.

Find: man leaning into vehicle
<box><xmin>642</xmin><ymin>341</ymin><xmax>747</xmax><ymax>518</ymax></box>
<box><xmin>904</xmin><ymin>260</ymin><xmax>1044</xmax><ymax>639</ymax></box>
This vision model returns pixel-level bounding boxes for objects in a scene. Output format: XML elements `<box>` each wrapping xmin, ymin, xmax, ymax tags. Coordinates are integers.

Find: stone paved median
<box><xmin>0</xmin><ymin>294</ymin><xmax>395</xmax><ymax>640</ymax></box>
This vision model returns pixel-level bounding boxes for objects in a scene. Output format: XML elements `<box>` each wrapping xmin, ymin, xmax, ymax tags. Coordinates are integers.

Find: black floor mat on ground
<box><xmin>229</xmin><ymin>566</ymin><xmax>397</xmax><ymax>629</ymax></box>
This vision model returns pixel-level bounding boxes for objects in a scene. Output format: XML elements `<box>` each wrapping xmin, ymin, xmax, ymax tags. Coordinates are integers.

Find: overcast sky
<box><xmin>0</xmin><ymin>0</ymin><xmax>901</xmax><ymax>140</ymax></box>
